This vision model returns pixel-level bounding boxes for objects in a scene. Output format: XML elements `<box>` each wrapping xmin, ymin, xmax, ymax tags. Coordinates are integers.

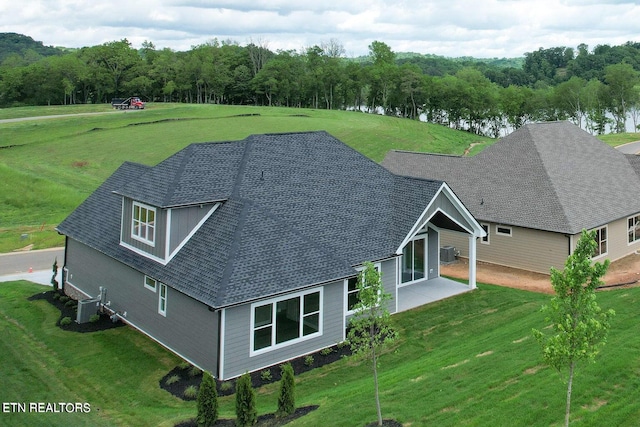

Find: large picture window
<box><xmin>629</xmin><ymin>215</ymin><xmax>640</xmax><ymax>244</ymax></box>
<box><xmin>252</xmin><ymin>289</ymin><xmax>322</xmax><ymax>353</ymax></box>
<box><xmin>132</xmin><ymin>202</ymin><xmax>156</xmax><ymax>245</ymax></box>
<box><xmin>592</xmin><ymin>226</ymin><xmax>607</xmax><ymax>258</ymax></box>
<box><xmin>401</xmin><ymin>236</ymin><xmax>425</xmax><ymax>284</ymax></box>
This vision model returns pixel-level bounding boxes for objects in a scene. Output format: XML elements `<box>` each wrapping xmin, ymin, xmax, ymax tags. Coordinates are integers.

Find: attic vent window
<box><xmin>132</xmin><ymin>201</ymin><xmax>156</xmax><ymax>246</ymax></box>
<box><xmin>496</xmin><ymin>225</ymin><xmax>512</xmax><ymax>237</ymax></box>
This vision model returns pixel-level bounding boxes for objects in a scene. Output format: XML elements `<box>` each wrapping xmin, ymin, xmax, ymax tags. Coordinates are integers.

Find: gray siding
<box><xmin>425</xmin><ymin>190</ymin><xmax>474</xmax><ymax>233</ymax></box>
<box><xmin>120</xmin><ymin>197</ymin><xmax>167</xmax><ymax>259</ymax></box>
<box><xmin>168</xmin><ymin>205</ymin><xmax>213</xmax><ymax>254</ymax></box>
<box><xmin>428</xmin><ymin>228</ymin><xmax>439</xmax><ymax>279</ymax></box>
<box><xmin>64</xmin><ymin>239</ymin><xmax>219</xmax><ymax>374</ymax></box>
<box><xmin>221</xmin><ymin>279</ymin><xmax>345</xmax><ymax>380</ymax></box>
<box><xmin>441</xmin><ymin>224</ymin><xmax>568</xmax><ymax>274</ymax></box>
<box><xmin>380</xmin><ymin>258</ymin><xmax>397</xmax><ymax>314</ymax></box>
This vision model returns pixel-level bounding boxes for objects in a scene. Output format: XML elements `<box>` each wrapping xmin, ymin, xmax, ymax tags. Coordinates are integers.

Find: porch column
<box><xmin>468</xmin><ymin>235</ymin><xmax>477</xmax><ymax>289</ymax></box>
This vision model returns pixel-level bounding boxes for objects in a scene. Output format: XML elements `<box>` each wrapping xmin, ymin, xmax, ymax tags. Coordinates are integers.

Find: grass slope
<box><xmin>1</xmin><ymin>281</ymin><xmax>638</xmax><ymax>426</ymax></box>
<box><xmin>0</xmin><ymin>104</ymin><xmax>490</xmax><ymax>253</ymax></box>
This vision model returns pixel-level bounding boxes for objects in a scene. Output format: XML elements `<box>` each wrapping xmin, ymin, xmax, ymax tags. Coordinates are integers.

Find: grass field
<box><xmin>1</xmin><ymin>281</ymin><xmax>638</xmax><ymax>426</ymax></box>
<box><xmin>0</xmin><ymin>103</ymin><xmax>491</xmax><ymax>253</ymax></box>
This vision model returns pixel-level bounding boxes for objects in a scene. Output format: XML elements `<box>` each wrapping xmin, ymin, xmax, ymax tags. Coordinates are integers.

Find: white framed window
<box><xmin>592</xmin><ymin>225</ymin><xmax>608</xmax><ymax>258</ymax></box>
<box><xmin>345</xmin><ymin>263</ymin><xmax>381</xmax><ymax>314</ymax></box>
<box><xmin>496</xmin><ymin>225</ymin><xmax>512</xmax><ymax>237</ymax></box>
<box><xmin>401</xmin><ymin>235</ymin><xmax>426</xmax><ymax>284</ymax></box>
<box><xmin>251</xmin><ymin>288</ymin><xmax>322</xmax><ymax>355</ymax></box>
<box><xmin>628</xmin><ymin>215</ymin><xmax>640</xmax><ymax>244</ymax></box>
<box><xmin>144</xmin><ymin>275</ymin><xmax>157</xmax><ymax>292</ymax></box>
<box><xmin>480</xmin><ymin>223</ymin><xmax>490</xmax><ymax>244</ymax></box>
<box><xmin>132</xmin><ymin>201</ymin><xmax>156</xmax><ymax>246</ymax></box>
<box><xmin>158</xmin><ymin>283</ymin><xmax>167</xmax><ymax>316</ymax></box>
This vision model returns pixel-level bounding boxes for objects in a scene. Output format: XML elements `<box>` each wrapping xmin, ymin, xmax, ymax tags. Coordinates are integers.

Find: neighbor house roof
<box><xmin>58</xmin><ymin>131</ymin><xmax>453</xmax><ymax>308</ymax></box>
<box><xmin>382</xmin><ymin>121</ymin><xmax>640</xmax><ymax>234</ymax></box>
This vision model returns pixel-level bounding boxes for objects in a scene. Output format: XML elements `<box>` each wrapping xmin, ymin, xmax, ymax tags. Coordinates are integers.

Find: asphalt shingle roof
<box><xmin>58</xmin><ymin>131</ymin><xmax>446</xmax><ymax>308</ymax></box>
<box><xmin>382</xmin><ymin>121</ymin><xmax>640</xmax><ymax>234</ymax></box>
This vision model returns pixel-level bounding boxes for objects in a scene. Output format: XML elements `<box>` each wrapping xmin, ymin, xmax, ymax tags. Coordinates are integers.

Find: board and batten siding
<box><xmin>441</xmin><ymin>224</ymin><xmax>568</xmax><ymax>274</ymax></box>
<box><xmin>64</xmin><ymin>238</ymin><xmax>219</xmax><ymax>373</ymax></box>
<box><xmin>221</xmin><ymin>279</ymin><xmax>345</xmax><ymax>380</ymax></box>
<box><xmin>426</xmin><ymin>188</ymin><xmax>476</xmax><ymax>232</ymax></box>
<box><xmin>168</xmin><ymin>204</ymin><xmax>214</xmax><ymax>254</ymax></box>
<box><xmin>120</xmin><ymin>197</ymin><xmax>167</xmax><ymax>259</ymax></box>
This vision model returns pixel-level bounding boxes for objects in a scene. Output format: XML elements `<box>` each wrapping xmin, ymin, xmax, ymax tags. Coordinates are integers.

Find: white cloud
<box><xmin>1</xmin><ymin>0</ymin><xmax>639</xmax><ymax>57</ymax></box>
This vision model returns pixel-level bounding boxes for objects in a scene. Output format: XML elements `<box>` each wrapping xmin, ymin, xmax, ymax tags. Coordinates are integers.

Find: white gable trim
<box><xmin>395</xmin><ymin>183</ymin><xmax>485</xmax><ymax>255</ymax></box>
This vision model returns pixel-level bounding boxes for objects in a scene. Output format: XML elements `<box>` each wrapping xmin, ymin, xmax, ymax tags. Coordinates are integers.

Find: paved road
<box><xmin>0</xmin><ymin>109</ymin><xmax>142</xmax><ymax>124</ymax></box>
<box><xmin>616</xmin><ymin>140</ymin><xmax>640</xmax><ymax>154</ymax></box>
<box><xmin>0</xmin><ymin>248</ymin><xmax>64</xmax><ymax>286</ymax></box>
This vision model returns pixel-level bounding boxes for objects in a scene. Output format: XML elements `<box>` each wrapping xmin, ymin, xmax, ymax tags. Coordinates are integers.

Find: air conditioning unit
<box><xmin>76</xmin><ymin>297</ymin><xmax>100</xmax><ymax>324</ymax></box>
<box><xmin>440</xmin><ymin>246</ymin><xmax>456</xmax><ymax>264</ymax></box>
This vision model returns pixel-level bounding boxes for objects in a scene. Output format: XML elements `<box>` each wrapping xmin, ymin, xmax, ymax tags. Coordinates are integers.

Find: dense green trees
<box><xmin>2</xmin><ymin>33</ymin><xmax>640</xmax><ymax>135</ymax></box>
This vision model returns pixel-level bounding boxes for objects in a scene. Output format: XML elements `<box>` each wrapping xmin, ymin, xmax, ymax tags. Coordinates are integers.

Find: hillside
<box><xmin>0</xmin><ymin>32</ymin><xmax>62</xmax><ymax>63</ymax></box>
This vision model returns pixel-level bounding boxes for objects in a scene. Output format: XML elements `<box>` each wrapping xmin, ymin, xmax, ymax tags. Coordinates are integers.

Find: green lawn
<box><xmin>1</xmin><ymin>281</ymin><xmax>638</xmax><ymax>426</ymax></box>
<box><xmin>0</xmin><ymin>103</ymin><xmax>491</xmax><ymax>253</ymax></box>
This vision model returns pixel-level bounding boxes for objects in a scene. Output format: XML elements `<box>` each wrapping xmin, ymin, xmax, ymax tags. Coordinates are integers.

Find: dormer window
<box><xmin>132</xmin><ymin>202</ymin><xmax>156</xmax><ymax>246</ymax></box>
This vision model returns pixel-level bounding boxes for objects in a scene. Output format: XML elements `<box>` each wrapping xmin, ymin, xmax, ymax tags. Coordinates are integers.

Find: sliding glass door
<box><xmin>401</xmin><ymin>236</ymin><xmax>426</xmax><ymax>284</ymax></box>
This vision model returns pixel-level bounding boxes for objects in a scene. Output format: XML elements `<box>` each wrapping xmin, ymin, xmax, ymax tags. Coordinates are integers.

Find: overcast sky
<box><xmin>2</xmin><ymin>0</ymin><xmax>639</xmax><ymax>58</ymax></box>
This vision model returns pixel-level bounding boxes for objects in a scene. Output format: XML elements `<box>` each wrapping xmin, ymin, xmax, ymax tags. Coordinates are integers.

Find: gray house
<box><xmin>57</xmin><ymin>131</ymin><xmax>484</xmax><ymax>380</ymax></box>
<box><xmin>383</xmin><ymin>121</ymin><xmax>640</xmax><ymax>274</ymax></box>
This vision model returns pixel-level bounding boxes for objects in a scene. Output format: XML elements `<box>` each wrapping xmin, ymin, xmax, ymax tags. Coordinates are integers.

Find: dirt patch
<box><xmin>440</xmin><ymin>253</ymin><xmax>640</xmax><ymax>294</ymax></box>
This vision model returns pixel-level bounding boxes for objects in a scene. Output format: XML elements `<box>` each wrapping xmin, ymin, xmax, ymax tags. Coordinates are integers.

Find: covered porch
<box><xmin>396</xmin><ymin>276</ymin><xmax>473</xmax><ymax>312</ymax></box>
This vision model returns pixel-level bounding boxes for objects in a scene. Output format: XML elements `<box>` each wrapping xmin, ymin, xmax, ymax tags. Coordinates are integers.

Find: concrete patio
<box><xmin>397</xmin><ymin>277</ymin><xmax>473</xmax><ymax>312</ymax></box>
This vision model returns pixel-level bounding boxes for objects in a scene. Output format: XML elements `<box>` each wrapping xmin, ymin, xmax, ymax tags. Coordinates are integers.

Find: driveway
<box><xmin>0</xmin><ymin>248</ymin><xmax>64</xmax><ymax>286</ymax></box>
<box><xmin>616</xmin><ymin>140</ymin><xmax>640</xmax><ymax>154</ymax></box>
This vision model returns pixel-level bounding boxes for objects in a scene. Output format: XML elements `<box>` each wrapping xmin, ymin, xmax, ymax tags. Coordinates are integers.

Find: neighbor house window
<box><xmin>628</xmin><ymin>215</ymin><xmax>640</xmax><ymax>244</ymax></box>
<box><xmin>480</xmin><ymin>223</ymin><xmax>490</xmax><ymax>244</ymax></box>
<box><xmin>132</xmin><ymin>202</ymin><xmax>156</xmax><ymax>245</ymax></box>
<box><xmin>158</xmin><ymin>283</ymin><xmax>167</xmax><ymax>316</ymax></box>
<box><xmin>401</xmin><ymin>236</ymin><xmax>426</xmax><ymax>283</ymax></box>
<box><xmin>346</xmin><ymin>263</ymin><xmax>381</xmax><ymax>313</ymax></box>
<box><xmin>144</xmin><ymin>275</ymin><xmax>157</xmax><ymax>292</ymax></box>
<box><xmin>592</xmin><ymin>226</ymin><xmax>607</xmax><ymax>258</ymax></box>
<box><xmin>251</xmin><ymin>289</ymin><xmax>322</xmax><ymax>353</ymax></box>
<box><xmin>496</xmin><ymin>225</ymin><xmax>512</xmax><ymax>237</ymax></box>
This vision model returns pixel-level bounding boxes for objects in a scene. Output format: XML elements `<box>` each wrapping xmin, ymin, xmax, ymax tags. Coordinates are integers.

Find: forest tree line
<box><xmin>2</xmin><ymin>33</ymin><xmax>640</xmax><ymax>136</ymax></box>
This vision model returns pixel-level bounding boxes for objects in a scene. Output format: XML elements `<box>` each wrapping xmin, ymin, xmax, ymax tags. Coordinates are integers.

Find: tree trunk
<box><xmin>371</xmin><ymin>325</ymin><xmax>382</xmax><ymax>426</ymax></box>
<box><xmin>565</xmin><ymin>361</ymin><xmax>574</xmax><ymax>427</ymax></box>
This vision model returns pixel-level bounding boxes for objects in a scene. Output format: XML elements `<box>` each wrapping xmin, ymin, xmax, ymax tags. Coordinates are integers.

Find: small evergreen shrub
<box><xmin>320</xmin><ymin>347</ymin><xmax>333</xmax><ymax>356</ymax></box>
<box><xmin>304</xmin><ymin>355</ymin><xmax>314</xmax><ymax>367</ymax></box>
<box><xmin>65</xmin><ymin>299</ymin><xmax>76</xmax><ymax>307</ymax></box>
<box><xmin>59</xmin><ymin>317</ymin><xmax>72</xmax><ymax>326</ymax></box>
<box><xmin>337</xmin><ymin>340</ymin><xmax>348</xmax><ymax>349</ymax></box>
<box><xmin>197</xmin><ymin>371</ymin><xmax>218</xmax><ymax>427</ymax></box>
<box><xmin>235</xmin><ymin>372</ymin><xmax>257</xmax><ymax>427</ymax></box>
<box><xmin>52</xmin><ymin>293</ymin><xmax>60</xmax><ymax>300</ymax></box>
<box><xmin>165</xmin><ymin>374</ymin><xmax>181</xmax><ymax>385</ymax></box>
<box><xmin>276</xmin><ymin>363</ymin><xmax>295</xmax><ymax>417</ymax></box>
<box><xmin>59</xmin><ymin>296</ymin><xmax>70</xmax><ymax>303</ymax></box>
<box><xmin>184</xmin><ymin>385</ymin><xmax>198</xmax><ymax>399</ymax></box>
<box><xmin>89</xmin><ymin>314</ymin><xmax>100</xmax><ymax>323</ymax></box>
<box><xmin>260</xmin><ymin>369</ymin><xmax>272</xmax><ymax>382</ymax></box>
<box><xmin>220</xmin><ymin>381</ymin><xmax>233</xmax><ymax>392</ymax></box>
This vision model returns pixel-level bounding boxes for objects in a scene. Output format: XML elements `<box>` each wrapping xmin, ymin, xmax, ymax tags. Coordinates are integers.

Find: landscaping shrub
<box><xmin>59</xmin><ymin>296</ymin><xmax>69</xmax><ymax>303</ymax></box>
<box><xmin>59</xmin><ymin>317</ymin><xmax>72</xmax><ymax>326</ymax></box>
<box><xmin>320</xmin><ymin>347</ymin><xmax>333</xmax><ymax>356</ymax></box>
<box><xmin>220</xmin><ymin>381</ymin><xmax>233</xmax><ymax>393</ymax></box>
<box><xmin>304</xmin><ymin>355</ymin><xmax>314</xmax><ymax>367</ymax></box>
<box><xmin>189</xmin><ymin>366</ymin><xmax>202</xmax><ymax>377</ymax></box>
<box><xmin>89</xmin><ymin>314</ymin><xmax>100</xmax><ymax>323</ymax></box>
<box><xmin>178</xmin><ymin>360</ymin><xmax>190</xmax><ymax>370</ymax></box>
<box><xmin>184</xmin><ymin>385</ymin><xmax>198</xmax><ymax>399</ymax></box>
<box><xmin>260</xmin><ymin>369</ymin><xmax>272</xmax><ymax>382</ymax></box>
<box><xmin>165</xmin><ymin>374</ymin><xmax>181</xmax><ymax>385</ymax></box>
<box><xmin>196</xmin><ymin>371</ymin><xmax>218</xmax><ymax>427</ymax></box>
<box><xmin>235</xmin><ymin>372</ymin><xmax>256</xmax><ymax>427</ymax></box>
<box><xmin>276</xmin><ymin>363</ymin><xmax>295</xmax><ymax>417</ymax></box>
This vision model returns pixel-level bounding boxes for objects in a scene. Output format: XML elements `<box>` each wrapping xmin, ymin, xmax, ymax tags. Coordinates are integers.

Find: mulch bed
<box><xmin>28</xmin><ymin>289</ymin><xmax>125</xmax><ymax>333</ymax></box>
<box><xmin>175</xmin><ymin>405</ymin><xmax>319</xmax><ymax>427</ymax></box>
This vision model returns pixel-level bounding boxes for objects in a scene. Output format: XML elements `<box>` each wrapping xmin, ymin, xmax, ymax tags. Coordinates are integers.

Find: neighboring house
<box><xmin>57</xmin><ymin>131</ymin><xmax>484</xmax><ymax>380</ymax></box>
<box><xmin>383</xmin><ymin>121</ymin><xmax>640</xmax><ymax>274</ymax></box>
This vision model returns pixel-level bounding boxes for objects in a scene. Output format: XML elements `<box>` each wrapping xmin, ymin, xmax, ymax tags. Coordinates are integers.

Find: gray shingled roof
<box><xmin>58</xmin><ymin>131</ymin><xmax>446</xmax><ymax>308</ymax></box>
<box><xmin>382</xmin><ymin>121</ymin><xmax>640</xmax><ymax>234</ymax></box>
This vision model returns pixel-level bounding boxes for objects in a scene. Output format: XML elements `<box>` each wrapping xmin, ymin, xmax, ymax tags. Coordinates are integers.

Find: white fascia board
<box><xmin>166</xmin><ymin>203</ymin><xmax>220</xmax><ymax>262</ymax></box>
<box><xmin>395</xmin><ymin>182</ymin><xmax>485</xmax><ymax>255</ymax></box>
